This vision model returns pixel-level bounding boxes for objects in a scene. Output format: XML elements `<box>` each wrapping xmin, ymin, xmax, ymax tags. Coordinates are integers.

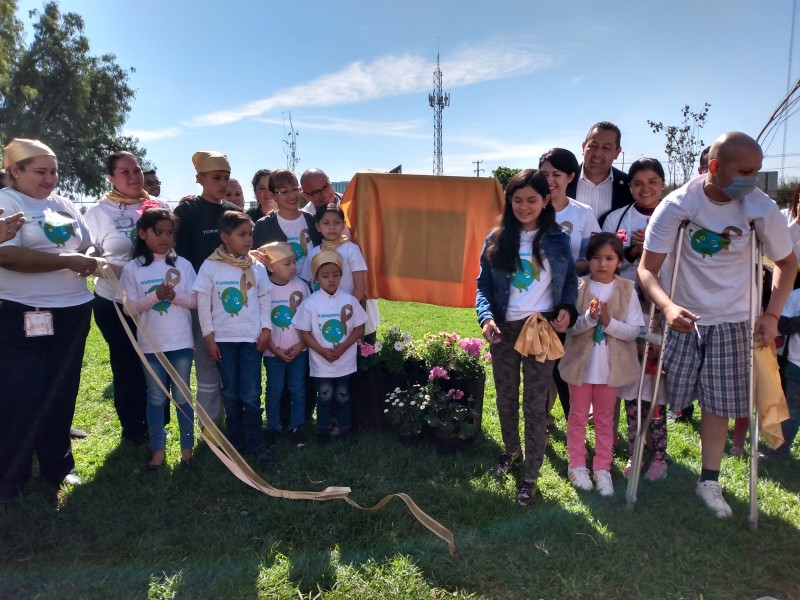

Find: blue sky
<box><xmin>15</xmin><ymin>0</ymin><xmax>800</xmax><ymax>203</ymax></box>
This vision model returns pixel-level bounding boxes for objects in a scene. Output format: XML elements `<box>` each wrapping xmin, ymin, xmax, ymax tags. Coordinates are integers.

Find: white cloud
<box><xmin>256</xmin><ymin>115</ymin><xmax>427</xmax><ymax>139</ymax></box>
<box><xmin>188</xmin><ymin>42</ymin><xmax>556</xmax><ymax>128</ymax></box>
<box><xmin>125</xmin><ymin>126</ymin><xmax>182</xmax><ymax>141</ymax></box>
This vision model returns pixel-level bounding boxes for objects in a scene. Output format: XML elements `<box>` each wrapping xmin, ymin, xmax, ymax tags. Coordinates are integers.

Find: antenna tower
<box><xmin>428</xmin><ymin>46</ymin><xmax>450</xmax><ymax>175</ymax></box>
<box><xmin>282</xmin><ymin>111</ymin><xmax>299</xmax><ymax>172</ymax></box>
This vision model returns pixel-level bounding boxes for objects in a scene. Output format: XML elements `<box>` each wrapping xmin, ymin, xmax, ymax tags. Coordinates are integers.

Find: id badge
<box><xmin>24</xmin><ymin>310</ymin><xmax>54</xmax><ymax>337</ymax></box>
<box><xmin>114</xmin><ymin>217</ymin><xmax>134</xmax><ymax>229</ymax></box>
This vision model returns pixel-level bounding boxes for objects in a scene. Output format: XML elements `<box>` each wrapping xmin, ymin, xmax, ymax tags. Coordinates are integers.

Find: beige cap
<box><xmin>3</xmin><ymin>138</ymin><xmax>56</xmax><ymax>169</ymax></box>
<box><xmin>311</xmin><ymin>250</ymin><xmax>343</xmax><ymax>278</ymax></box>
<box><xmin>192</xmin><ymin>151</ymin><xmax>231</xmax><ymax>174</ymax></box>
<box><xmin>258</xmin><ymin>241</ymin><xmax>295</xmax><ymax>264</ymax></box>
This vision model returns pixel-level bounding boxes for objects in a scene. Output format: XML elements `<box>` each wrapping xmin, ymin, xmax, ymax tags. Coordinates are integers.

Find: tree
<box><xmin>647</xmin><ymin>103</ymin><xmax>710</xmax><ymax>187</ymax></box>
<box><xmin>773</xmin><ymin>177</ymin><xmax>800</xmax><ymax>208</ymax></box>
<box><xmin>0</xmin><ymin>2</ymin><xmax>146</xmax><ymax>198</ymax></box>
<box><xmin>491</xmin><ymin>166</ymin><xmax>521</xmax><ymax>190</ymax></box>
<box><xmin>0</xmin><ymin>1</ymin><xmax>23</xmax><ymax>96</ymax></box>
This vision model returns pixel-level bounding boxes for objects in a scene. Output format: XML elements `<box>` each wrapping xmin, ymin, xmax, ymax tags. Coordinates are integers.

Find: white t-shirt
<box><xmin>782</xmin><ymin>287</ymin><xmax>800</xmax><ymax>368</ymax></box>
<box><xmin>505</xmin><ymin>230</ymin><xmax>554</xmax><ymax>321</ymax></box>
<box><xmin>83</xmin><ymin>196</ymin><xmax>171</xmax><ymax>301</ymax></box>
<box><xmin>292</xmin><ymin>288</ymin><xmax>368</xmax><ymax>377</ymax></box>
<box><xmin>120</xmin><ymin>255</ymin><xmax>196</xmax><ymax>353</ymax></box>
<box><xmin>0</xmin><ymin>188</ymin><xmax>93</xmax><ymax>307</ymax></box>
<box><xmin>555</xmin><ymin>198</ymin><xmax>600</xmax><ymax>262</ymax></box>
<box><xmin>302</xmin><ymin>240</ymin><xmax>367</xmax><ymax>295</ymax></box>
<box><xmin>781</xmin><ymin>208</ymin><xmax>800</xmax><ymax>261</ymax></box>
<box><xmin>602</xmin><ymin>203</ymin><xmax>654</xmax><ymax>282</ymax></box>
<box><xmin>193</xmin><ymin>259</ymin><xmax>272</xmax><ymax>342</ymax></box>
<box><xmin>264</xmin><ymin>277</ymin><xmax>309</xmax><ymax>357</ymax></box>
<box><xmin>644</xmin><ymin>177</ymin><xmax>793</xmax><ymax>325</ymax></box>
<box><xmin>567</xmin><ymin>279</ymin><xmax>643</xmax><ymax>385</ymax></box>
<box><xmin>276</xmin><ymin>213</ymin><xmax>315</xmax><ymax>282</ymax></box>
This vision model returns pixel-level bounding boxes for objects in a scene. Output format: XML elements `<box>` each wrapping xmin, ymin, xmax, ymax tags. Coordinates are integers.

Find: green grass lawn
<box><xmin>2</xmin><ymin>300</ymin><xmax>800</xmax><ymax>599</ymax></box>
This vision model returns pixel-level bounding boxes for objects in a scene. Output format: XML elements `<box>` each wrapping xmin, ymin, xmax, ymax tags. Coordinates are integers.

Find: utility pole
<box><xmin>473</xmin><ymin>160</ymin><xmax>484</xmax><ymax>177</ymax></box>
<box><xmin>428</xmin><ymin>44</ymin><xmax>450</xmax><ymax>176</ymax></box>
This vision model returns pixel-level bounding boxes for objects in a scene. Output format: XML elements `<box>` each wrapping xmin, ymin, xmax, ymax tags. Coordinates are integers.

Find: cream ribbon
<box><xmin>99</xmin><ymin>262</ymin><xmax>455</xmax><ymax>555</ymax></box>
<box><xmin>513</xmin><ymin>312</ymin><xmax>565</xmax><ymax>362</ymax></box>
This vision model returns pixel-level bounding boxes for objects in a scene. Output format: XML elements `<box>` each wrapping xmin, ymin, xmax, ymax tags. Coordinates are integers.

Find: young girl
<box><xmin>559</xmin><ymin>233</ymin><xmax>644</xmax><ymax>496</ymax></box>
<box><xmin>476</xmin><ymin>169</ymin><xmax>577</xmax><ymax>506</ymax></box>
<box><xmin>193</xmin><ymin>211</ymin><xmax>273</xmax><ymax>462</ymax></box>
<box><xmin>120</xmin><ymin>208</ymin><xmax>197</xmax><ymax>469</ymax></box>
<box><xmin>301</xmin><ymin>203</ymin><xmax>367</xmax><ymax>299</ymax></box>
<box><xmin>293</xmin><ymin>251</ymin><xmax>368</xmax><ymax>445</ymax></box>
<box><xmin>260</xmin><ymin>242</ymin><xmax>309</xmax><ymax>448</ymax></box>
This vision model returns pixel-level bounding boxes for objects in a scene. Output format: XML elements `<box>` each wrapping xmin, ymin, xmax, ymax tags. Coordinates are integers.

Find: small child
<box><xmin>252</xmin><ymin>169</ymin><xmax>322</xmax><ymax>283</ymax></box>
<box><xmin>259</xmin><ymin>242</ymin><xmax>310</xmax><ymax>448</ymax></box>
<box><xmin>559</xmin><ymin>232</ymin><xmax>644</xmax><ymax>496</ymax></box>
<box><xmin>193</xmin><ymin>211</ymin><xmax>273</xmax><ymax>461</ymax></box>
<box><xmin>301</xmin><ymin>203</ymin><xmax>367</xmax><ymax>300</ymax></box>
<box><xmin>293</xmin><ymin>251</ymin><xmax>368</xmax><ymax>445</ymax></box>
<box><xmin>121</xmin><ymin>208</ymin><xmax>197</xmax><ymax>469</ymax></box>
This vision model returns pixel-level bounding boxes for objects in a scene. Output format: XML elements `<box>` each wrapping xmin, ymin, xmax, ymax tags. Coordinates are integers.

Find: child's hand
<box><xmin>204</xmin><ymin>336</ymin><xmax>221</xmax><ymax>363</ymax></box>
<box><xmin>330</xmin><ymin>344</ymin><xmax>346</xmax><ymax>359</ymax></box>
<box><xmin>322</xmin><ymin>348</ymin><xmax>339</xmax><ymax>363</ymax></box>
<box><xmin>598</xmin><ymin>301</ymin><xmax>611</xmax><ymax>327</ymax></box>
<box><xmin>256</xmin><ymin>329</ymin><xmax>271</xmax><ymax>353</ymax></box>
<box><xmin>274</xmin><ymin>348</ymin><xmax>291</xmax><ymax>362</ymax></box>
<box><xmin>155</xmin><ymin>282</ymin><xmax>175</xmax><ymax>302</ymax></box>
<box><xmin>589</xmin><ymin>298</ymin><xmax>600</xmax><ymax>320</ymax></box>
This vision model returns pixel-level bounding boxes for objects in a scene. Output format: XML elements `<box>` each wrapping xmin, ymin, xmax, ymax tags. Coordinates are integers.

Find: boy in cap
<box><xmin>293</xmin><ymin>251</ymin><xmax>367</xmax><ymax>445</ymax></box>
<box><xmin>174</xmin><ymin>151</ymin><xmax>241</xmax><ymax>422</ymax></box>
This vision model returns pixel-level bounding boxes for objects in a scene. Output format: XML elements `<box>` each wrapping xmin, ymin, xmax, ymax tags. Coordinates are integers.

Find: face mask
<box><xmin>720</xmin><ymin>165</ymin><xmax>758</xmax><ymax>200</ymax></box>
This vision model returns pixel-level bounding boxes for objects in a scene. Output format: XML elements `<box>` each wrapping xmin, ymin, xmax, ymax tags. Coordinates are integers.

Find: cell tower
<box><xmin>428</xmin><ymin>49</ymin><xmax>450</xmax><ymax>175</ymax></box>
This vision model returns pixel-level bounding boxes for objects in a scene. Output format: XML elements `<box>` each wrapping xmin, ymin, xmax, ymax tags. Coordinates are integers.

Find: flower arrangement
<box><xmin>417</xmin><ymin>332</ymin><xmax>488</xmax><ymax>380</ymax></box>
<box><xmin>357</xmin><ymin>327</ymin><xmax>416</xmax><ymax>374</ymax></box>
<box><xmin>383</xmin><ymin>384</ymin><xmax>432</xmax><ymax>435</ymax></box>
<box><xmin>422</xmin><ymin>368</ymin><xmax>477</xmax><ymax>439</ymax></box>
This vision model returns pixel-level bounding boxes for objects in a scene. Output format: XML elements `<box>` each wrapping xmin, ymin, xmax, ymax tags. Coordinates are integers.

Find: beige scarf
<box><xmin>207</xmin><ymin>245</ymin><xmax>256</xmax><ymax>306</ymax></box>
<box><xmin>514</xmin><ymin>312</ymin><xmax>565</xmax><ymax>362</ymax></box>
<box><xmin>106</xmin><ymin>188</ymin><xmax>150</xmax><ymax>206</ymax></box>
<box><xmin>321</xmin><ymin>233</ymin><xmax>350</xmax><ymax>252</ymax></box>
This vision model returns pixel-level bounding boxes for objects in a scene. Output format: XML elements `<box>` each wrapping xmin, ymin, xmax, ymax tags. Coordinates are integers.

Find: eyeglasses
<box><xmin>303</xmin><ymin>182</ymin><xmax>331</xmax><ymax>197</ymax></box>
<box><xmin>273</xmin><ymin>186</ymin><xmax>302</xmax><ymax>196</ymax></box>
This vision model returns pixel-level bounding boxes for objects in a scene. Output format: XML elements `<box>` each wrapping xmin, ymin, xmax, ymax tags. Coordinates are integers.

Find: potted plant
<box><xmin>417</xmin><ymin>332</ymin><xmax>489</xmax><ymax>431</ymax></box>
<box><xmin>423</xmin><ymin>368</ymin><xmax>477</xmax><ymax>454</ymax></box>
<box><xmin>383</xmin><ymin>384</ymin><xmax>431</xmax><ymax>443</ymax></box>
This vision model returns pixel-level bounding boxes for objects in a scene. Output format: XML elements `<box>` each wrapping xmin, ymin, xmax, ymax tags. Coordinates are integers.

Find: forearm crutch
<box><xmin>748</xmin><ymin>223</ymin><xmax>763</xmax><ymax>532</ymax></box>
<box><xmin>626</xmin><ymin>220</ymin><xmax>689</xmax><ymax>510</ymax></box>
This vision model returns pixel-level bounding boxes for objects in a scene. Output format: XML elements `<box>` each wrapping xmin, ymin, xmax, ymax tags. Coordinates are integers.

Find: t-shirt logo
<box><xmin>560</xmin><ymin>221</ymin><xmax>574</xmax><ymax>235</ymax></box>
<box><xmin>320</xmin><ymin>304</ymin><xmax>353</xmax><ymax>344</ymax></box>
<box><xmin>512</xmin><ymin>258</ymin><xmax>540</xmax><ymax>291</ymax></box>
<box><xmin>39</xmin><ymin>209</ymin><xmax>76</xmax><ymax>247</ymax></box>
<box><xmin>290</xmin><ymin>229</ymin><xmax>313</xmax><ymax>259</ymax></box>
<box><xmin>147</xmin><ymin>284</ymin><xmax>172</xmax><ymax>314</ymax></box>
<box><xmin>271</xmin><ymin>291</ymin><xmax>304</xmax><ymax>329</ymax></box>
<box><xmin>688</xmin><ymin>225</ymin><xmax>741</xmax><ymax>258</ymax></box>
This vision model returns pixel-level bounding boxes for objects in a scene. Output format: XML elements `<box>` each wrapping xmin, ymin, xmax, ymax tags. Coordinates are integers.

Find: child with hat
<box><xmin>260</xmin><ymin>242</ymin><xmax>310</xmax><ymax>448</ymax></box>
<box><xmin>293</xmin><ymin>251</ymin><xmax>367</xmax><ymax>444</ymax></box>
<box><xmin>174</xmin><ymin>151</ymin><xmax>241</xmax><ymax>422</ymax></box>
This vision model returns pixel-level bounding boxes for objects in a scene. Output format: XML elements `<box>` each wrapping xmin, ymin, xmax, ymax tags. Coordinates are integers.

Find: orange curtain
<box><xmin>340</xmin><ymin>172</ymin><xmax>504</xmax><ymax>308</ymax></box>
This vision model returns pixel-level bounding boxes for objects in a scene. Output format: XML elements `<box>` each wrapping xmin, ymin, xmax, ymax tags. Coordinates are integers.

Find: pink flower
<box><xmin>447</xmin><ymin>388</ymin><xmax>464</xmax><ymax>400</ymax></box>
<box><xmin>428</xmin><ymin>366</ymin><xmax>450</xmax><ymax>381</ymax></box>
<box><xmin>358</xmin><ymin>341</ymin><xmax>375</xmax><ymax>357</ymax></box>
<box><xmin>459</xmin><ymin>337</ymin><xmax>485</xmax><ymax>358</ymax></box>
<box><xmin>441</xmin><ymin>331</ymin><xmax>461</xmax><ymax>346</ymax></box>
<box><xmin>485</xmin><ymin>352</ymin><xmax>492</xmax><ymax>363</ymax></box>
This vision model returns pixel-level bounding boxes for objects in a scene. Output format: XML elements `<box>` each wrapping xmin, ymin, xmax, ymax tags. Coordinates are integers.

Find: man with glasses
<box><xmin>300</xmin><ymin>168</ymin><xmax>341</xmax><ymax>216</ymax></box>
<box><xmin>143</xmin><ymin>169</ymin><xmax>162</xmax><ymax>197</ymax></box>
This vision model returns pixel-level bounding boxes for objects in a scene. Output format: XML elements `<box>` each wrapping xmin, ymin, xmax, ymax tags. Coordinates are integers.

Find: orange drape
<box><xmin>340</xmin><ymin>172</ymin><xmax>504</xmax><ymax>308</ymax></box>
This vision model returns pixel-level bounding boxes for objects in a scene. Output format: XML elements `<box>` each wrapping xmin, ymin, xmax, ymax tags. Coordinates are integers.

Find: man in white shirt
<box><xmin>300</xmin><ymin>168</ymin><xmax>342</xmax><ymax>216</ymax></box>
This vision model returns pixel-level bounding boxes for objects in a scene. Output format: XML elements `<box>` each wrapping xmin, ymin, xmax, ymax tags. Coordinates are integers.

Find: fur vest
<box><xmin>558</xmin><ymin>275</ymin><xmax>639</xmax><ymax>388</ymax></box>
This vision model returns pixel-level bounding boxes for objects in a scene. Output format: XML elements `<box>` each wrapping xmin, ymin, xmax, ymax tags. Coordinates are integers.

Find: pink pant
<box><xmin>567</xmin><ymin>383</ymin><xmax>619</xmax><ymax>471</ymax></box>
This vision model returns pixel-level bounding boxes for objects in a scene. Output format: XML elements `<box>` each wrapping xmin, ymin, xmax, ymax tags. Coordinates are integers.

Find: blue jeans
<box><xmin>778</xmin><ymin>377</ymin><xmax>800</xmax><ymax>455</ymax></box>
<box><xmin>314</xmin><ymin>375</ymin><xmax>351</xmax><ymax>432</ymax></box>
<box><xmin>144</xmin><ymin>349</ymin><xmax>195</xmax><ymax>452</ymax></box>
<box><xmin>218</xmin><ymin>342</ymin><xmax>264</xmax><ymax>452</ymax></box>
<box><xmin>265</xmin><ymin>352</ymin><xmax>308</xmax><ymax>431</ymax></box>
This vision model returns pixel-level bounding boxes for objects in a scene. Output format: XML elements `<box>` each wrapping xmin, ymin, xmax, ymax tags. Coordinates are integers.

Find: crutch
<box><xmin>626</xmin><ymin>220</ymin><xmax>689</xmax><ymax>510</ymax></box>
<box><xmin>748</xmin><ymin>223</ymin><xmax>763</xmax><ymax>532</ymax></box>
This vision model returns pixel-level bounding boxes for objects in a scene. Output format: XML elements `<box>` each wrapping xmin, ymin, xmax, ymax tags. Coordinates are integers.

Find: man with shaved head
<box><xmin>639</xmin><ymin>131</ymin><xmax>797</xmax><ymax>518</ymax></box>
<box><xmin>300</xmin><ymin>168</ymin><xmax>341</xmax><ymax>215</ymax></box>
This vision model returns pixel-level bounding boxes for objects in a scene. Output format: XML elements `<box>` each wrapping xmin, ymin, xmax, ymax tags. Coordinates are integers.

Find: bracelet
<box><xmin>762</xmin><ymin>312</ymin><xmax>780</xmax><ymax>322</ymax></box>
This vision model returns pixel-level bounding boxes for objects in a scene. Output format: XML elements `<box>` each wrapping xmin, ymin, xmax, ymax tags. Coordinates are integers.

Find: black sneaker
<box><xmin>516</xmin><ymin>479</ymin><xmax>536</xmax><ymax>506</ymax></box>
<box><xmin>290</xmin><ymin>428</ymin><xmax>307</xmax><ymax>448</ymax></box>
<box><xmin>264</xmin><ymin>429</ymin><xmax>280</xmax><ymax>448</ymax></box>
<box><xmin>317</xmin><ymin>430</ymin><xmax>332</xmax><ymax>446</ymax></box>
<box><xmin>494</xmin><ymin>450</ymin><xmax>520</xmax><ymax>478</ymax></box>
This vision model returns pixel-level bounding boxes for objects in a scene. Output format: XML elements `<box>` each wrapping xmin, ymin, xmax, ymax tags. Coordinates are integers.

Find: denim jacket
<box><xmin>475</xmin><ymin>226</ymin><xmax>578</xmax><ymax>327</ymax></box>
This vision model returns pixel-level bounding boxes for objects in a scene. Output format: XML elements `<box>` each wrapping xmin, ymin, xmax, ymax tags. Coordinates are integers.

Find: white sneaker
<box><xmin>695</xmin><ymin>480</ymin><xmax>733</xmax><ymax>518</ymax></box>
<box><xmin>594</xmin><ymin>470</ymin><xmax>614</xmax><ymax>497</ymax></box>
<box><xmin>568</xmin><ymin>466</ymin><xmax>593</xmax><ymax>491</ymax></box>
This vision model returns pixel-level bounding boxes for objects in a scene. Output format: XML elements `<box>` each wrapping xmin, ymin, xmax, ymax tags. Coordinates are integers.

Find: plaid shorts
<box><xmin>662</xmin><ymin>321</ymin><xmax>750</xmax><ymax>418</ymax></box>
